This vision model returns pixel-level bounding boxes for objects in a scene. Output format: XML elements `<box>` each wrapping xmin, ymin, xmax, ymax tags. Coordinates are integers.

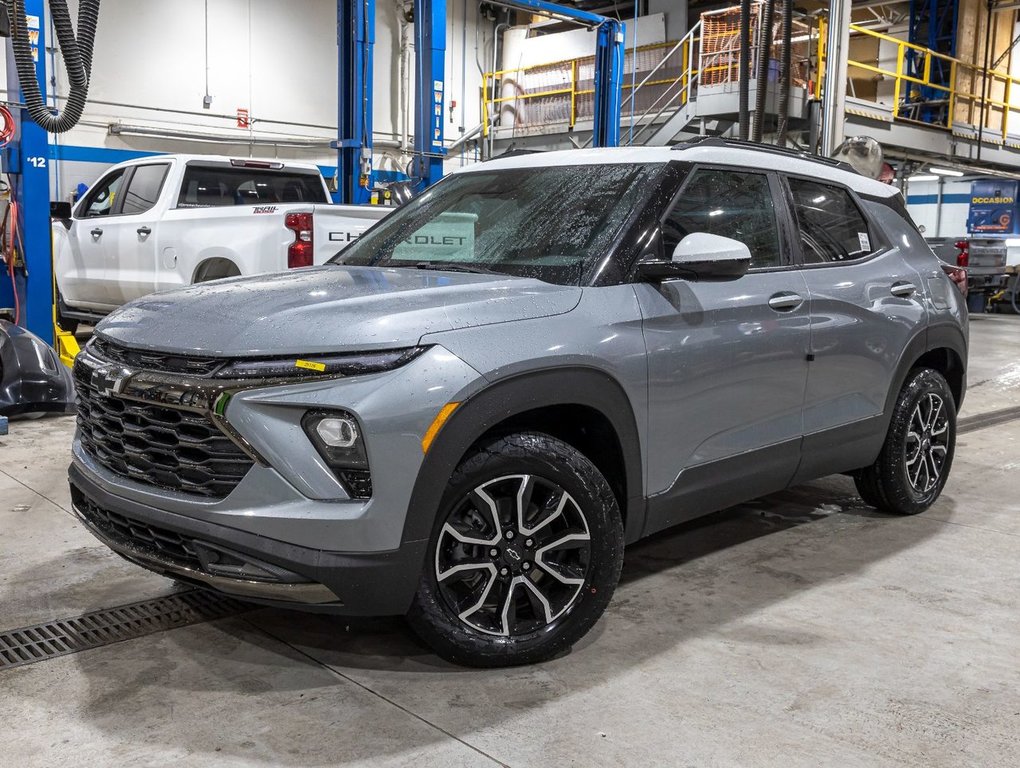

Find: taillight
<box><xmin>954</xmin><ymin>239</ymin><xmax>969</xmax><ymax>268</ymax></box>
<box><xmin>286</xmin><ymin>212</ymin><xmax>313</xmax><ymax>268</ymax></box>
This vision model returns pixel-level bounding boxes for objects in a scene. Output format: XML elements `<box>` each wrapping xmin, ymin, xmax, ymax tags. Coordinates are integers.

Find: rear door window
<box><xmin>787</xmin><ymin>178</ymin><xmax>875</xmax><ymax>263</ymax></box>
<box><xmin>661</xmin><ymin>168</ymin><xmax>783</xmax><ymax>269</ymax></box>
<box><xmin>177</xmin><ymin>166</ymin><xmax>327</xmax><ymax>207</ymax></box>
<box><xmin>121</xmin><ymin>163</ymin><xmax>171</xmax><ymax>215</ymax></box>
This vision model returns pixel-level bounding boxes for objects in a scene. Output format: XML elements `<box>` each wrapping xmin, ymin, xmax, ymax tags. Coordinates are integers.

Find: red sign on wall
<box><xmin>237</xmin><ymin>108</ymin><xmax>250</xmax><ymax>129</ymax></box>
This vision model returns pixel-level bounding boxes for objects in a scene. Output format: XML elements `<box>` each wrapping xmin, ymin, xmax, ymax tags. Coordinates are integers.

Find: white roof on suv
<box><xmin>460</xmin><ymin>143</ymin><xmax>898</xmax><ymax>199</ymax></box>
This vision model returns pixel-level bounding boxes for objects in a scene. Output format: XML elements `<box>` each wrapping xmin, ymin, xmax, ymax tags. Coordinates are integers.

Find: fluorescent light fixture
<box><xmin>929</xmin><ymin>167</ymin><xmax>964</xmax><ymax>177</ymax></box>
<box><xmin>908</xmin><ymin>174</ymin><xmax>939</xmax><ymax>182</ymax></box>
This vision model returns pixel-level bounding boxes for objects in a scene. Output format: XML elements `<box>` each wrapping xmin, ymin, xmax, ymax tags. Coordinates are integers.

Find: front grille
<box><xmin>72</xmin><ymin>485</ymin><xmax>202</xmax><ymax>569</ymax></box>
<box><xmin>74</xmin><ymin>359</ymin><xmax>254</xmax><ymax>499</ymax></box>
<box><xmin>89</xmin><ymin>337</ymin><xmax>225</xmax><ymax>377</ymax></box>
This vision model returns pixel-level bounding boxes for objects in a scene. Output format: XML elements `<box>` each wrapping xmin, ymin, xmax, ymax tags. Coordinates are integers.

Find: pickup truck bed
<box><xmin>54</xmin><ymin>155</ymin><xmax>390</xmax><ymax>319</ymax></box>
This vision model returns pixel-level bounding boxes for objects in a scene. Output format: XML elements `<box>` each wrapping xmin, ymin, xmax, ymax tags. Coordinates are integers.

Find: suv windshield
<box><xmin>334</xmin><ymin>163</ymin><xmax>663</xmax><ymax>285</ymax></box>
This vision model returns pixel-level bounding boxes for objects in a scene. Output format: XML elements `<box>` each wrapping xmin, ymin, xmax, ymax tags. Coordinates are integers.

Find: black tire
<box><xmin>407</xmin><ymin>432</ymin><xmax>624</xmax><ymax>667</ymax></box>
<box><xmin>854</xmin><ymin>368</ymin><xmax>956</xmax><ymax>515</ymax></box>
<box><xmin>55</xmin><ymin>293</ymin><xmax>79</xmax><ymax>335</ymax></box>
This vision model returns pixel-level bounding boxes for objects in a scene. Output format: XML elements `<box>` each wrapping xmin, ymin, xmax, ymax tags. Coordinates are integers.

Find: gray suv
<box><xmin>69</xmin><ymin>139</ymin><xmax>967</xmax><ymax>667</ymax></box>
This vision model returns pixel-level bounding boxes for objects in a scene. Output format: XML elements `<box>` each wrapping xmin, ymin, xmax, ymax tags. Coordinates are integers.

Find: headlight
<box><xmin>214</xmin><ymin>347</ymin><xmax>426</xmax><ymax>379</ymax></box>
<box><xmin>302</xmin><ymin>410</ymin><xmax>372</xmax><ymax>499</ymax></box>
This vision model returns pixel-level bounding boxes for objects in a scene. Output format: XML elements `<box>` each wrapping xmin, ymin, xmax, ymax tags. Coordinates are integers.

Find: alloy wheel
<box><xmin>434</xmin><ymin>474</ymin><xmax>592</xmax><ymax>637</ymax></box>
<box><xmin>904</xmin><ymin>392</ymin><xmax>950</xmax><ymax>494</ymax></box>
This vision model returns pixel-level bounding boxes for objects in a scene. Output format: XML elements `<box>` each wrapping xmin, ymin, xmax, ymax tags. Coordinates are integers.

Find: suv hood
<box><xmin>96</xmin><ymin>266</ymin><xmax>582</xmax><ymax>356</ymax></box>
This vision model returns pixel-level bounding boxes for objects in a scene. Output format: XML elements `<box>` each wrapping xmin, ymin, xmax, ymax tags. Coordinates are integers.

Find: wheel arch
<box><xmin>885</xmin><ymin>324</ymin><xmax>967</xmax><ymax>418</ymax></box>
<box><xmin>192</xmin><ymin>256</ymin><xmax>242</xmax><ymax>283</ymax></box>
<box><xmin>402</xmin><ymin>366</ymin><xmax>645</xmax><ymax>547</ymax></box>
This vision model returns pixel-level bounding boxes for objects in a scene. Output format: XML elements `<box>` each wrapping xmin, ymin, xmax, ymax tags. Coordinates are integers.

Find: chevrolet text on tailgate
<box><xmin>52</xmin><ymin>155</ymin><xmax>390</xmax><ymax>331</ymax></box>
<box><xmin>69</xmin><ymin>140</ymin><xmax>967</xmax><ymax>667</ymax></box>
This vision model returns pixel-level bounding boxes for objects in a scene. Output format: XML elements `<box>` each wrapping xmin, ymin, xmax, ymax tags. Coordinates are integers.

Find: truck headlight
<box><xmin>302</xmin><ymin>410</ymin><xmax>372</xmax><ymax>499</ymax></box>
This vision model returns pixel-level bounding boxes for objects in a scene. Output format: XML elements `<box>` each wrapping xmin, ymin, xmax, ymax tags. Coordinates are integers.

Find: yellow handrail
<box><xmin>483</xmin><ymin>39</ymin><xmax>694</xmax><ymax>135</ymax></box>
<box><xmin>824</xmin><ymin>22</ymin><xmax>1020</xmax><ymax>139</ymax></box>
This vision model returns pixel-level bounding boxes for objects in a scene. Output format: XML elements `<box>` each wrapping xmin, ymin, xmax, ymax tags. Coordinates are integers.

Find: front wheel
<box><xmin>407</xmin><ymin>432</ymin><xmax>624</xmax><ymax>667</ymax></box>
<box><xmin>855</xmin><ymin>368</ymin><xmax>956</xmax><ymax>515</ymax></box>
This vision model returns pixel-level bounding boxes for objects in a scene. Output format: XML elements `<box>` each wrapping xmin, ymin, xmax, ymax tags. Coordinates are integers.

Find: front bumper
<box><xmin>70</xmin><ymin>462</ymin><xmax>426</xmax><ymax>614</ymax></box>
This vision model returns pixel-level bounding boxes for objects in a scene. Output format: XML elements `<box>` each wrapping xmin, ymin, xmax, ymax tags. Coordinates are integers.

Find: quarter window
<box><xmin>121</xmin><ymin>164</ymin><xmax>170</xmax><ymax>215</ymax></box>
<box><xmin>661</xmin><ymin>169</ymin><xmax>782</xmax><ymax>269</ymax></box>
<box><xmin>787</xmin><ymin>178</ymin><xmax>874</xmax><ymax>263</ymax></box>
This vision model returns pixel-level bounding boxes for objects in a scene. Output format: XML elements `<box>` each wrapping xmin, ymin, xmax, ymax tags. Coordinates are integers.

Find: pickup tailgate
<box><xmin>313</xmin><ymin>204</ymin><xmax>391</xmax><ymax>262</ymax></box>
<box><xmin>967</xmin><ymin>238</ymin><xmax>1007</xmax><ymax>275</ymax></box>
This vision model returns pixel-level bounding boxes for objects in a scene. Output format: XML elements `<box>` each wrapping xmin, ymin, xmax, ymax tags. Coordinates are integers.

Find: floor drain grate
<box><xmin>0</xmin><ymin>590</ymin><xmax>252</xmax><ymax>672</ymax></box>
<box><xmin>958</xmin><ymin>404</ymin><xmax>1020</xmax><ymax>435</ymax></box>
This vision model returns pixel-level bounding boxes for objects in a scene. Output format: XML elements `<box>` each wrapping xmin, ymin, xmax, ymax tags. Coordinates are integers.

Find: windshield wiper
<box><xmin>413</xmin><ymin>261</ymin><xmax>498</xmax><ymax>275</ymax></box>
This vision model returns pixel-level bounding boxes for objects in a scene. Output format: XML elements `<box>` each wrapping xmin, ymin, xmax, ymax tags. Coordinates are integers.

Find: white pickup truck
<box><xmin>53</xmin><ymin>154</ymin><xmax>390</xmax><ymax>331</ymax></box>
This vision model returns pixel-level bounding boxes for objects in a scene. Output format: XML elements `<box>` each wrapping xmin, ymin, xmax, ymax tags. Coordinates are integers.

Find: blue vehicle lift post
<box><xmin>336</xmin><ymin>0</ymin><xmax>375</xmax><ymax>204</ymax></box>
<box><xmin>2</xmin><ymin>0</ymin><xmax>54</xmax><ymax>346</ymax></box>
<box><xmin>412</xmin><ymin>0</ymin><xmax>447</xmax><ymax>190</ymax></box>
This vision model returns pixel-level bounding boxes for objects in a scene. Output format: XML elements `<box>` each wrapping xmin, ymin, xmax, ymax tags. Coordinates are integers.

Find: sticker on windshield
<box><xmin>858</xmin><ymin>232</ymin><xmax>871</xmax><ymax>252</ymax></box>
<box><xmin>295</xmin><ymin>359</ymin><xmax>326</xmax><ymax>372</ymax></box>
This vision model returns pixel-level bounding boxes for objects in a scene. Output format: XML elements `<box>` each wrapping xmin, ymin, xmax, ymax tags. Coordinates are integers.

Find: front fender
<box><xmin>402</xmin><ymin>366</ymin><xmax>645</xmax><ymax>547</ymax></box>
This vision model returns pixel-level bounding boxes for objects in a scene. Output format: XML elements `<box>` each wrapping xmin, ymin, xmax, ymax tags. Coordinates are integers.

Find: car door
<box><xmin>61</xmin><ymin>168</ymin><xmax>129</xmax><ymax>309</ymax></box>
<box><xmin>784</xmin><ymin>175</ymin><xmax>928</xmax><ymax>481</ymax></box>
<box><xmin>637</xmin><ymin>166</ymin><xmax>811</xmax><ymax>535</ymax></box>
<box><xmin>107</xmin><ymin>162</ymin><xmax>172</xmax><ymax>304</ymax></box>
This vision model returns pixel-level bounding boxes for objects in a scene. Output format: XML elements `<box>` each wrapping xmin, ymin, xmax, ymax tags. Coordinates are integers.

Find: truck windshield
<box><xmin>177</xmin><ymin>166</ymin><xmax>327</xmax><ymax>207</ymax></box>
<box><xmin>333</xmin><ymin>163</ymin><xmax>663</xmax><ymax>285</ymax></box>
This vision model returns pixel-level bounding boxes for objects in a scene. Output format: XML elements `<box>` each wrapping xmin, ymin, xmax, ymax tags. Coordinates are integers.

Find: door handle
<box><xmin>768</xmin><ymin>292</ymin><xmax>804</xmax><ymax>312</ymax></box>
<box><xmin>137</xmin><ymin>226</ymin><xmax>152</xmax><ymax>237</ymax></box>
<box><xmin>890</xmin><ymin>281</ymin><xmax>916</xmax><ymax>297</ymax></box>
<box><xmin>90</xmin><ymin>228</ymin><xmax>103</xmax><ymax>239</ymax></box>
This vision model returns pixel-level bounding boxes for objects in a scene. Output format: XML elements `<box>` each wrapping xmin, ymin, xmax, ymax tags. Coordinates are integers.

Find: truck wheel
<box><xmin>407</xmin><ymin>432</ymin><xmax>624</xmax><ymax>667</ymax></box>
<box><xmin>55</xmin><ymin>293</ymin><xmax>79</xmax><ymax>335</ymax></box>
<box><xmin>854</xmin><ymin>368</ymin><xmax>956</xmax><ymax>515</ymax></box>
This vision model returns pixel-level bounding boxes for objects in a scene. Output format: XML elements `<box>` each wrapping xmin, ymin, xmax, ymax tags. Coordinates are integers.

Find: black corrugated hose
<box><xmin>738</xmin><ymin>0</ymin><xmax>751</xmax><ymax>141</ymax></box>
<box><xmin>751</xmin><ymin>0</ymin><xmax>775</xmax><ymax>143</ymax></box>
<box><xmin>8</xmin><ymin>0</ymin><xmax>101</xmax><ymax>133</ymax></box>
<box><xmin>775</xmin><ymin>0</ymin><xmax>793</xmax><ymax>145</ymax></box>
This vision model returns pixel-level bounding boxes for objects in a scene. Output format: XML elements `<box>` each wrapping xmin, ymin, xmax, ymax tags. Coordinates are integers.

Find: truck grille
<box><xmin>73</xmin><ymin>359</ymin><xmax>254</xmax><ymax>499</ymax></box>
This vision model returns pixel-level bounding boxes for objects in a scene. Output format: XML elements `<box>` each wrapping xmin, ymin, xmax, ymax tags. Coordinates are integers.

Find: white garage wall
<box><xmin>1</xmin><ymin>0</ymin><xmax>491</xmax><ymax>197</ymax></box>
<box><xmin>904</xmin><ymin>178</ymin><xmax>971</xmax><ymax>238</ymax></box>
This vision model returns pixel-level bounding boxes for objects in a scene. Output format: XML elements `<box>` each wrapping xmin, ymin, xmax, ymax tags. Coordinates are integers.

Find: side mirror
<box><xmin>50</xmin><ymin>201</ymin><xmax>73</xmax><ymax>220</ymax></box>
<box><xmin>638</xmin><ymin>232</ymin><xmax>752</xmax><ymax>282</ymax></box>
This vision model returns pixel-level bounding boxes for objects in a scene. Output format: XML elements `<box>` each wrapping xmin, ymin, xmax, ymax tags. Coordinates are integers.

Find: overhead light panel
<box><xmin>908</xmin><ymin>175</ymin><xmax>939</xmax><ymax>182</ymax></box>
<box><xmin>929</xmin><ymin>167</ymin><xmax>964</xmax><ymax>177</ymax></box>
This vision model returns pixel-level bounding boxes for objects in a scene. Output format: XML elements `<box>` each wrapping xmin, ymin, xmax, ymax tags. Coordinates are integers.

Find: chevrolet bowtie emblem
<box><xmin>93</xmin><ymin>365</ymin><xmax>133</xmax><ymax>398</ymax></box>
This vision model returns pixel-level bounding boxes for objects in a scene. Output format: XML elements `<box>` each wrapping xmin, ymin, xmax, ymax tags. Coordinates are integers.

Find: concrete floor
<box><xmin>2</xmin><ymin>315</ymin><xmax>1019</xmax><ymax>767</ymax></box>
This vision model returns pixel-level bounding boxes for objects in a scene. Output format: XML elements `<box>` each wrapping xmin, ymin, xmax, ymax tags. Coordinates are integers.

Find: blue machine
<box><xmin>1</xmin><ymin>0</ymin><xmax>54</xmax><ymax>347</ymax></box>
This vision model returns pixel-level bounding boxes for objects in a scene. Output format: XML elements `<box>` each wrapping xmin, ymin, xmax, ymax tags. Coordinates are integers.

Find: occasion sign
<box><xmin>967</xmin><ymin>180</ymin><xmax>1019</xmax><ymax>234</ymax></box>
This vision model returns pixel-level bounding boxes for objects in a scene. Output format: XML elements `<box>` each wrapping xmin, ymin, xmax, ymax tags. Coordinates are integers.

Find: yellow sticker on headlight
<box><xmin>295</xmin><ymin>359</ymin><xmax>327</xmax><ymax>372</ymax></box>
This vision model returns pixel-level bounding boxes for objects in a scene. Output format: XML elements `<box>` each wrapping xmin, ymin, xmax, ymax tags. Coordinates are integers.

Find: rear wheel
<box><xmin>855</xmin><ymin>368</ymin><xmax>955</xmax><ymax>515</ymax></box>
<box><xmin>407</xmin><ymin>432</ymin><xmax>624</xmax><ymax>667</ymax></box>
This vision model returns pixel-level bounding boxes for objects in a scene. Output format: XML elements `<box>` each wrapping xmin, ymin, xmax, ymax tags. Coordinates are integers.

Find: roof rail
<box><xmin>671</xmin><ymin>137</ymin><xmax>859</xmax><ymax>175</ymax></box>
